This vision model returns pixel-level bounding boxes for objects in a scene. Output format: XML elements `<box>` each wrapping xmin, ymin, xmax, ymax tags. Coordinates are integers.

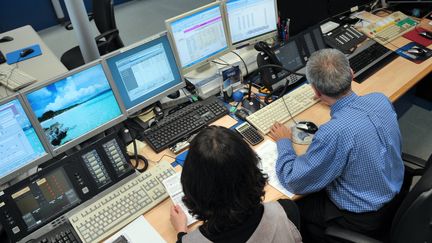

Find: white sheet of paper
<box><xmin>103</xmin><ymin>216</ymin><xmax>165</xmax><ymax>243</ymax></box>
<box><xmin>256</xmin><ymin>140</ymin><xmax>295</xmax><ymax>198</ymax></box>
<box><xmin>162</xmin><ymin>173</ymin><xmax>198</xmax><ymax>225</ymax></box>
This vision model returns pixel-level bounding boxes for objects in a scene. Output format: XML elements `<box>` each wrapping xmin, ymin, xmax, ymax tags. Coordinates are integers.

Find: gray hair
<box><xmin>305</xmin><ymin>49</ymin><xmax>352</xmax><ymax>98</ymax></box>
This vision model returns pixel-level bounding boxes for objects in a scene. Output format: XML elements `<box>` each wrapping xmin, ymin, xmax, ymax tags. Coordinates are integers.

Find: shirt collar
<box><xmin>330</xmin><ymin>92</ymin><xmax>358</xmax><ymax>116</ymax></box>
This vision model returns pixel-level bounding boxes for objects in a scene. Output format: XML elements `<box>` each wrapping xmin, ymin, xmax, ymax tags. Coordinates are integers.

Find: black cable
<box><xmin>231</xmin><ymin>51</ymin><xmax>249</xmax><ymax>76</ymax></box>
<box><xmin>128</xmin><ymin>138</ymin><xmax>149</xmax><ymax>173</ymax></box>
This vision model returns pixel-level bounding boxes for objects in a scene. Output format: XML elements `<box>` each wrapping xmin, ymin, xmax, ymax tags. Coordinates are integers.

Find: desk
<box><xmin>137</xmin><ymin>36</ymin><xmax>432</xmax><ymax>242</ymax></box>
<box><xmin>0</xmin><ymin>25</ymin><xmax>67</xmax><ymax>98</ymax></box>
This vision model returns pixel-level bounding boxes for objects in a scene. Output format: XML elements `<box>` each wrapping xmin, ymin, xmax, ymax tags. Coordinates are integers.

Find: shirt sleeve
<box><xmin>275</xmin><ymin>131</ymin><xmax>347</xmax><ymax>194</ymax></box>
<box><xmin>176</xmin><ymin>232</ymin><xmax>187</xmax><ymax>243</ymax></box>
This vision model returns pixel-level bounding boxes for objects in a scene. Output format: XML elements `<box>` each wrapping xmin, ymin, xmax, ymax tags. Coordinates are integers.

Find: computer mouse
<box><xmin>419</xmin><ymin>31</ymin><xmax>432</xmax><ymax>40</ymax></box>
<box><xmin>406</xmin><ymin>47</ymin><xmax>426</xmax><ymax>56</ymax></box>
<box><xmin>20</xmin><ymin>48</ymin><xmax>34</xmax><ymax>58</ymax></box>
<box><xmin>296</xmin><ymin>121</ymin><xmax>318</xmax><ymax>134</ymax></box>
<box><xmin>0</xmin><ymin>36</ymin><xmax>13</xmax><ymax>43</ymax></box>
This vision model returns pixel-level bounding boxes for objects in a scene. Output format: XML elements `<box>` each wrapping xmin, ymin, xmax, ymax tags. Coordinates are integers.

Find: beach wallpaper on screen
<box><xmin>26</xmin><ymin>65</ymin><xmax>122</xmax><ymax>148</ymax></box>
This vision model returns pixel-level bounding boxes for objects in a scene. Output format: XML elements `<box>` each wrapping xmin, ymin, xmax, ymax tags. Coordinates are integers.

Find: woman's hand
<box><xmin>170</xmin><ymin>205</ymin><xmax>188</xmax><ymax>233</ymax></box>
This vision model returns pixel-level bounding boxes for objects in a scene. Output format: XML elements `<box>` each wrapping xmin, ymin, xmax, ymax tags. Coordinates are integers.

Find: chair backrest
<box><xmin>390</xmin><ymin>163</ymin><xmax>432</xmax><ymax>243</ymax></box>
<box><xmin>92</xmin><ymin>0</ymin><xmax>124</xmax><ymax>52</ymax></box>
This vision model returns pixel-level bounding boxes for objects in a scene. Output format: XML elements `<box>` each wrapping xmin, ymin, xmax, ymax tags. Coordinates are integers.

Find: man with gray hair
<box><xmin>269</xmin><ymin>49</ymin><xmax>404</xmax><ymax>242</ymax></box>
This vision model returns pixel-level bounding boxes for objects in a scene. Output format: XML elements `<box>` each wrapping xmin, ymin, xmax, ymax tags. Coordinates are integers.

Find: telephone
<box><xmin>254</xmin><ymin>41</ymin><xmax>287</xmax><ymax>91</ymax></box>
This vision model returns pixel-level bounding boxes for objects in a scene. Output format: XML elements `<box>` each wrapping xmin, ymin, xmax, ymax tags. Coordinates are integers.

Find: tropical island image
<box><xmin>26</xmin><ymin>65</ymin><xmax>122</xmax><ymax>148</ymax></box>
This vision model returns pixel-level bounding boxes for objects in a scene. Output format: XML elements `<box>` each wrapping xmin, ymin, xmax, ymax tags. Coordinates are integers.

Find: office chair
<box><xmin>325</xmin><ymin>153</ymin><xmax>432</xmax><ymax>243</ymax></box>
<box><xmin>60</xmin><ymin>0</ymin><xmax>124</xmax><ymax>70</ymax></box>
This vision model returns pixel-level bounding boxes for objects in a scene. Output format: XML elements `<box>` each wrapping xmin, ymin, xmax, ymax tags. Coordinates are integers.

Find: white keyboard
<box><xmin>0</xmin><ymin>64</ymin><xmax>36</xmax><ymax>91</ymax></box>
<box><xmin>361</xmin><ymin>11</ymin><xmax>417</xmax><ymax>45</ymax></box>
<box><xmin>69</xmin><ymin>161</ymin><xmax>176</xmax><ymax>243</ymax></box>
<box><xmin>247</xmin><ymin>84</ymin><xmax>319</xmax><ymax>134</ymax></box>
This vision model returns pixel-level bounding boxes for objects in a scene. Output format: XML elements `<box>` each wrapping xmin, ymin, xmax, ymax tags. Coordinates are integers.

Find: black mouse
<box><xmin>20</xmin><ymin>48</ymin><xmax>34</xmax><ymax>58</ymax></box>
<box><xmin>407</xmin><ymin>47</ymin><xmax>426</xmax><ymax>56</ymax></box>
<box><xmin>419</xmin><ymin>31</ymin><xmax>432</xmax><ymax>40</ymax></box>
<box><xmin>0</xmin><ymin>36</ymin><xmax>13</xmax><ymax>43</ymax></box>
<box><xmin>296</xmin><ymin>121</ymin><xmax>318</xmax><ymax>134</ymax></box>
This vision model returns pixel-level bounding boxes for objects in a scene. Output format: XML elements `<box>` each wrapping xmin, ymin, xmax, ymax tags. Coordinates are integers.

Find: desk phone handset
<box><xmin>255</xmin><ymin>41</ymin><xmax>286</xmax><ymax>91</ymax></box>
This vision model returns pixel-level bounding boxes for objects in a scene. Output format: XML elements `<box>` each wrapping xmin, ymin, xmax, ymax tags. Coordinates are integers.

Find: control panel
<box><xmin>0</xmin><ymin>133</ymin><xmax>134</xmax><ymax>242</ymax></box>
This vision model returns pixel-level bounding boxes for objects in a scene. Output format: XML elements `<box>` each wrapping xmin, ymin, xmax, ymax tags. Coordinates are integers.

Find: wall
<box><xmin>0</xmin><ymin>0</ymin><xmax>131</xmax><ymax>32</ymax></box>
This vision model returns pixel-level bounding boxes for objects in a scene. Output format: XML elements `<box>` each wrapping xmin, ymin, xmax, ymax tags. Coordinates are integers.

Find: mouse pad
<box><xmin>395</xmin><ymin>42</ymin><xmax>432</xmax><ymax>63</ymax></box>
<box><xmin>6</xmin><ymin>44</ymin><xmax>42</xmax><ymax>64</ymax></box>
<box><xmin>402</xmin><ymin>27</ymin><xmax>432</xmax><ymax>47</ymax></box>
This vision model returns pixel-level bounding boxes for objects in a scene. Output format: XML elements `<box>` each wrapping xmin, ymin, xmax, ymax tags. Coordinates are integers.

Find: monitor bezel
<box><xmin>165</xmin><ymin>1</ymin><xmax>232</xmax><ymax>74</ymax></box>
<box><xmin>20</xmin><ymin>60</ymin><xmax>127</xmax><ymax>156</ymax></box>
<box><xmin>0</xmin><ymin>94</ymin><xmax>53</xmax><ymax>185</ymax></box>
<box><xmin>223</xmin><ymin>0</ymin><xmax>279</xmax><ymax>48</ymax></box>
<box><xmin>102</xmin><ymin>32</ymin><xmax>186</xmax><ymax>116</ymax></box>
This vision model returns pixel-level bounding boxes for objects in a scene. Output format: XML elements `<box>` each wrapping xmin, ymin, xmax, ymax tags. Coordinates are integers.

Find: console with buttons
<box><xmin>0</xmin><ymin>133</ymin><xmax>134</xmax><ymax>242</ymax></box>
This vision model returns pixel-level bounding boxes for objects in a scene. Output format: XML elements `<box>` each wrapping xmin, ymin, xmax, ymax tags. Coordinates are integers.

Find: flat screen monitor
<box><xmin>165</xmin><ymin>2</ymin><xmax>231</xmax><ymax>73</ymax></box>
<box><xmin>225</xmin><ymin>0</ymin><xmax>278</xmax><ymax>47</ymax></box>
<box><xmin>11</xmin><ymin>167</ymin><xmax>81</xmax><ymax>231</ymax></box>
<box><xmin>275</xmin><ymin>41</ymin><xmax>304</xmax><ymax>72</ymax></box>
<box><xmin>0</xmin><ymin>95</ymin><xmax>51</xmax><ymax>185</ymax></box>
<box><xmin>23</xmin><ymin>62</ymin><xmax>126</xmax><ymax>155</ymax></box>
<box><xmin>104</xmin><ymin>32</ymin><xmax>185</xmax><ymax>115</ymax></box>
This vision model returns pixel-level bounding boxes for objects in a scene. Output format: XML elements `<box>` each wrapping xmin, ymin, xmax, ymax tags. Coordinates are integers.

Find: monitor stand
<box><xmin>184</xmin><ymin>62</ymin><xmax>219</xmax><ymax>80</ymax></box>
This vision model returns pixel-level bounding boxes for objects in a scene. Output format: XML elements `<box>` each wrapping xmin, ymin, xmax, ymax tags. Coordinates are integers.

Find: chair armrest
<box><xmin>325</xmin><ymin>226</ymin><xmax>382</xmax><ymax>243</ymax></box>
<box><xmin>403</xmin><ymin>153</ymin><xmax>428</xmax><ymax>176</ymax></box>
<box><xmin>64</xmin><ymin>12</ymin><xmax>94</xmax><ymax>30</ymax></box>
<box><xmin>95</xmin><ymin>29</ymin><xmax>119</xmax><ymax>50</ymax></box>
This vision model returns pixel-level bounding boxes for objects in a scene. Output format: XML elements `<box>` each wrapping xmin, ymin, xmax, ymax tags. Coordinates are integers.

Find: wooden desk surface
<box><xmin>0</xmin><ymin>25</ymin><xmax>67</xmax><ymax>98</ymax></box>
<box><xmin>138</xmin><ymin>36</ymin><xmax>432</xmax><ymax>242</ymax></box>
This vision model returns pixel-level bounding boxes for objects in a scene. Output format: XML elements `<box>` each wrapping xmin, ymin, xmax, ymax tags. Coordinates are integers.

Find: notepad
<box><xmin>162</xmin><ymin>172</ymin><xmax>198</xmax><ymax>225</ymax></box>
<box><xmin>256</xmin><ymin>140</ymin><xmax>295</xmax><ymax>198</ymax></box>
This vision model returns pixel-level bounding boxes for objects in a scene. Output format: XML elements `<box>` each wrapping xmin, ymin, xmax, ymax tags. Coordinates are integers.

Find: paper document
<box><xmin>104</xmin><ymin>216</ymin><xmax>166</xmax><ymax>243</ymax></box>
<box><xmin>162</xmin><ymin>173</ymin><xmax>198</xmax><ymax>225</ymax></box>
<box><xmin>256</xmin><ymin>140</ymin><xmax>295</xmax><ymax>198</ymax></box>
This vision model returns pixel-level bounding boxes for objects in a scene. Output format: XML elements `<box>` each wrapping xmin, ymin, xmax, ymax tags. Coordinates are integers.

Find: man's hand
<box><xmin>269</xmin><ymin>122</ymin><xmax>292</xmax><ymax>141</ymax></box>
<box><xmin>170</xmin><ymin>205</ymin><xmax>188</xmax><ymax>233</ymax></box>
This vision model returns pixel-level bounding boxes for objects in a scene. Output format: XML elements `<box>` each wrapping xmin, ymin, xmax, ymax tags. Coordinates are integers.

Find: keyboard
<box><xmin>31</xmin><ymin>223</ymin><xmax>81</xmax><ymax>243</ymax></box>
<box><xmin>0</xmin><ymin>64</ymin><xmax>36</xmax><ymax>90</ymax></box>
<box><xmin>361</xmin><ymin>11</ymin><xmax>417</xmax><ymax>45</ymax></box>
<box><xmin>247</xmin><ymin>83</ymin><xmax>319</xmax><ymax>134</ymax></box>
<box><xmin>143</xmin><ymin>96</ymin><xmax>228</xmax><ymax>152</ymax></box>
<box><xmin>68</xmin><ymin>161</ymin><xmax>175</xmax><ymax>243</ymax></box>
<box><xmin>348</xmin><ymin>40</ymin><xmax>396</xmax><ymax>83</ymax></box>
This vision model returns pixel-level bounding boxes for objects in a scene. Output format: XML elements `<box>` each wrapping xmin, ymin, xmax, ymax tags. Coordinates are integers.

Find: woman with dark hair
<box><xmin>170</xmin><ymin>126</ymin><xmax>302</xmax><ymax>243</ymax></box>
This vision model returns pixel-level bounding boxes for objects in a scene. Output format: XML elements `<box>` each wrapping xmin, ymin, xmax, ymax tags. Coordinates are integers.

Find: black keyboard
<box><xmin>143</xmin><ymin>96</ymin><xmax>228</xmax><ymax>152</ymax></box>
<box><xmin>31</xmin><ymin>223</ymin><xmax>81</xmax><ymax>243</ymax></box>
<box><xmin>349</xmin><ymin>40</ymin><xmax>397</xmax><ymax>83</ymax></box>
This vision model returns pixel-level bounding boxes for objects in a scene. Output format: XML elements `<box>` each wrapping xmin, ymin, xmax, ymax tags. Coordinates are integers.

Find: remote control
<box><xmin>235</xmin><ymin>122</ymin><xmax>264</xmax><ymax>146</ymax></box>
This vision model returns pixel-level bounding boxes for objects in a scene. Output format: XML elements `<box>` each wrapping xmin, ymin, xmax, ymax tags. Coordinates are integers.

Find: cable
<box><xmin>231</xmin><ymin>50</ymin><xmax>249</xmax><ymax>76</ymax></box>
<box><xmin>128</xmin><ymin>138</ymin><xmax>149</xmax><ymax>173</ymax></box>
<box><xmin>211</xmin><ymin>60</ymin><xmax>230</xmax><ymax>66</ymax></box>
<box><xmin>251</xmin><ymin>64</ymin><xmax>306</xmax><ymax>125</ymax></box>
<box><xmin>0</xmin><ymin>55</ymin><xmax>23</xmax><ymax>95</ymax></box>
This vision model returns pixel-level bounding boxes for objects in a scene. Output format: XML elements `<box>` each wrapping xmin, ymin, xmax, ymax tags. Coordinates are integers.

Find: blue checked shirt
<box><xmin>275</xmin><ymin>92</ymin><xmax>404</xmax><ymax>213</ymax></box>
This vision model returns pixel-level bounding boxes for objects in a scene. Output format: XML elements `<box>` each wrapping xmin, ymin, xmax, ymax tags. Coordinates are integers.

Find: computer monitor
<box><xmin>225</xmin><ymin>0</ymin><xmax>278</xmax><ymax>47</ymax></box>
<box><xmin>11</xmin><ymin>167</ymin><xmax>81</xmax><ymax>231</ymax></box>
<box><xmin>22</xmin><ymin>61</ymin><xmax>126</xmax><ymax>155</ymax></box>
<box><xmin>165</xmin><ymin>2</ymin><xmax>231</xmax><ymax>73</ymax></box>
<box><xmin>0</xmin><ymin>95</ymin><xmax>52</xmax><ymax>185</ymax></box>
<box><xmin>104</xmin><ymin>32</ymin><xmax>185</xmax><ymax>115</ymax></box>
